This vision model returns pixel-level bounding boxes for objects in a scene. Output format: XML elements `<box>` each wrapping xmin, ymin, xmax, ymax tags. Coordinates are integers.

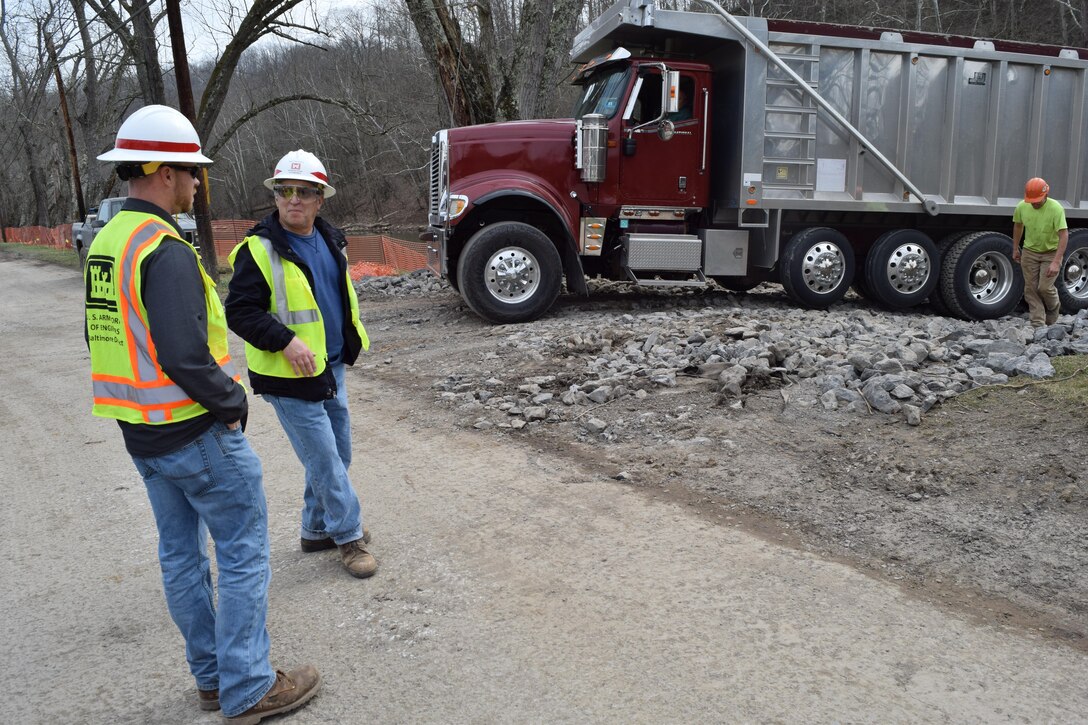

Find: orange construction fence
<box><xmin>211</xmin><ymin>221</ymin><xmax>427</xmax><ymax>278</ymax></box>
<box><xmin>2</xmin><ymin>224</ymin><xmax>73</xmax><ymax>248</ymax></box>
<box><xmin>5</xmin><ymin>220</ymin><xmax>429</xmax><ymax>279</ymax></box>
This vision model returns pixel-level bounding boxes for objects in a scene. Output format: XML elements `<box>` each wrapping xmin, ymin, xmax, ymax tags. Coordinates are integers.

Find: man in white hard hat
<box><xmin>85</xmin><ymin>106</ymin><xmax>321</xmax><ymax>723</ymax></box>
<box><xmin>225</xmin><ymin>150</ymin><xmax>375</xmax><ymax>580</ymax></box>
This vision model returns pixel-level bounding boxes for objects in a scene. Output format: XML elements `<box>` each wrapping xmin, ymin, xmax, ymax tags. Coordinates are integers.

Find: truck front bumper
<box><xmin>422</xmin><ymin>226</ymin><xmax>447</xmax><ymax>278</ymax></box>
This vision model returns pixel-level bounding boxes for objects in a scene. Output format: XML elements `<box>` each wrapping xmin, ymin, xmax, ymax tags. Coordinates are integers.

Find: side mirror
<box><xmin>657</xmin><ymin>120</ymin><xmax>676</xmax><ymax>141</ymax></box>
<box><xmin>91</xmin><ymin>219</ymin><xmax>106</xmax><ymax>229</ymax></box>
<box><xmin>663</xmin><ymin>70</ymin><xmax>680</xmax><ymax>114</ymax></box>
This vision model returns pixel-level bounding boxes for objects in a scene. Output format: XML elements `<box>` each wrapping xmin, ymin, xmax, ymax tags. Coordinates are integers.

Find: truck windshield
<box><xmin>572</xmin><ymin>66</ymin><xmax>630</xmax><ymax>120</ymax></box>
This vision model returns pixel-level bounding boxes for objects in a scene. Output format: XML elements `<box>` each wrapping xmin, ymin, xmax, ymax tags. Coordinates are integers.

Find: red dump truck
<box><xmin>424</xmin><ymin>0</ymin><xmax>1088</xmax><ymax>324</ymax></box>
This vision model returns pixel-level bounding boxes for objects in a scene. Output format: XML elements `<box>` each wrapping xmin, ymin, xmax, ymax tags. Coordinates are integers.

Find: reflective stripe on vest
<box><xmin>255</xmin><ymin>236</ymin><xmax>320</xmax><ymax>326</ymax></box>
<box><xmin>92</xmin><ymin>354</ymin><xmax>238</xmax><ymax>413</ymax></box>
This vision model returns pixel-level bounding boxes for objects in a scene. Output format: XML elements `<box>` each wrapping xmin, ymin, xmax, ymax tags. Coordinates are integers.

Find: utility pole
<box><xmin>45</xmin><ymin>32</ymin><xmax>86</xmax><ymax>222</ymax></box>
<box><xmin>165</xmin><ymin>0</ymin><xmax>219</xmax><ymax>281</ymax></box>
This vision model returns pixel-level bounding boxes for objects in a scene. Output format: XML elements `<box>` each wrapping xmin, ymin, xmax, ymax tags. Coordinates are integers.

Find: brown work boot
<box><xmin>300</xmin><ymin>528</ymin><xmax>370</xmax><ymax>553</ymax></box>
<box><xmin>226</xmin><ymin>666</ymin><xmax>321</xmax><ymax>725</ymax></box>
<box><xmin>197</xmin><ymin>688</ymin><xmax>219</xmax><ymax>711</ymax></box>
<box><xmin>338</xmin><ymin>539</ymin><xmax>377</xmax><ymax>578</ymax></box>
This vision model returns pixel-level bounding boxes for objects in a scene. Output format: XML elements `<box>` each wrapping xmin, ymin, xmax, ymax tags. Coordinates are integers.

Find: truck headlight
<box><xmin>440</xmin><ymin>193</ymin><xmax>469</xmax><ymax>221</ymax></box>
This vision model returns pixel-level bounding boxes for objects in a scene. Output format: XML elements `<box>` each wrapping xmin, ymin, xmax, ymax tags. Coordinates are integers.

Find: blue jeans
<box><xmin>264</xmin><ymin>364</ymin><xmax>364</xmax><ymax>545</ymax></box>
<box><xmin>132</xmin><ymin>421</ymin><xmax>276</xmax><ymax>717</ymax></box>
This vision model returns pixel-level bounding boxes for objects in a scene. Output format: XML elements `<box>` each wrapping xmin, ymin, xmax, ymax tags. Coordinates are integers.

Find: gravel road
<box><xmin>2</xmin><ymin>258</ymin><xmax>1087</xmax><ymax>724</ymax></box>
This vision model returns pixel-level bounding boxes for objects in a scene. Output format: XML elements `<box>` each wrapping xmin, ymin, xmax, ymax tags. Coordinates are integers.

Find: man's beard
<box><xmin>177</xmin><ymin>192</ymin><xmax>194</xmax><ymax>214</ymax></box>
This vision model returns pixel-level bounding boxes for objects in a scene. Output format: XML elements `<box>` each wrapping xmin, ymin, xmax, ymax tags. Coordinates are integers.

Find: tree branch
<box><xmin>206</xmin><ymin>93</ymin><xmax>382</xmax><ymax>157</ymax></box>
<box><xmin>197</xmin><ymin>0</ymin><xmax>317</xmax><ymax>138</ymax></box>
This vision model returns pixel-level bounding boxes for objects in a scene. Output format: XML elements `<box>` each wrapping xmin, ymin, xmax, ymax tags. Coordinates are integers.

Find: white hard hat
<box><xmin>97</xmin><ymin>105</ymin><xmax>212</xmax><ymax>165</ymax></box>
<box><xmin>264</xmin><ymin>149</ymin><xmax>336</xmax><ymax>198</ymax></box>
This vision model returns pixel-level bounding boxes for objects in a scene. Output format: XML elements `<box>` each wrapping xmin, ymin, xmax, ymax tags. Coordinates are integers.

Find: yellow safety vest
<box><xmin>86</xmin><ymin>211</ymin><xmax>239</xmax><ymax>424</ymax></box>
<box><xmin>229</xmin><ymin>235</ymin><xmax>369</xmax><ymax>378</ymax></box>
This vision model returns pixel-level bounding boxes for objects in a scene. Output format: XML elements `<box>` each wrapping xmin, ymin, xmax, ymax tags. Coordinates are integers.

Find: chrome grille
<box><xmin>429</xmin><ymin>137</ymin><xmax>441</xmax><ymax>216</ymax></box>
<box><xmin>428</xmin><ymin>131</ymin><xmax>448</xmax><ymax>226</ymax></box>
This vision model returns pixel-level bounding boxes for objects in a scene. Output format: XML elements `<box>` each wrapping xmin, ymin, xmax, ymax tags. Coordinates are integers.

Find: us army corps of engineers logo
<box><xmin>85</xmin><ymin>256</ymin><xmax>118</xmax><ymax>312</ymax></box>
<box><xmin>86</xmin><ymin>256</ymin><xmax>125</xmax><ymax>346</ymax></box>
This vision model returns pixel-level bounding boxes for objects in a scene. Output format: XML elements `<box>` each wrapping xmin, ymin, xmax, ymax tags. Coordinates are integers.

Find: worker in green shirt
<box><xmin>1012</xmin><ymin>177</ymin><xmax>1068</xmax><ymax>327</ymax></box>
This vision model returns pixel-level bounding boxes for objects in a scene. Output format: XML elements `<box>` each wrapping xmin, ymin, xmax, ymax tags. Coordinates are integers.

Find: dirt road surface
<box><xmin>3</xmin><ymin>258</ymin><xmax>1087</xmax><ymax>723</ymax></box>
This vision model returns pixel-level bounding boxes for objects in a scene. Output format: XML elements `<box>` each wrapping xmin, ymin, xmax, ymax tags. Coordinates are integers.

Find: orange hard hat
<box><xmin>1024</xmin><ymin>177</ymin><xmax>1049</xmax><ymax>203</ymax></box>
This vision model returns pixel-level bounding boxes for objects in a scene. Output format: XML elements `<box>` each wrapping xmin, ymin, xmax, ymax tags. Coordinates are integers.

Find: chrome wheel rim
<box><xmin>1062</xmin><ymin>249</ymin><xmax>1088</xmax><ymax>302</ymax></box>
<box><xmin>969</xmin><ymin>251</ymin><xmax>1015</xmax><ymax>306</ymax></box>
<box><xmin>883</xmin><ymin>242</ymin><xmax>931</xmax><ymax>294</ymax></box>
<box><xmin>485</xmin><ymin>246</ymin><xmax>541</xmax><ymax>304</ymax></box>
<box><xmin>801</xmin><ymin>242</ymin><xmax>846</xmax><ymax>294</ymax></box>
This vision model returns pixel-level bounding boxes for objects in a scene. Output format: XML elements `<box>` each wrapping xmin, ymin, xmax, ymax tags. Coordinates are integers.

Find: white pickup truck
<box><xmin>73</xmin><ymin>196</ymin><xmax>198</xmax><ymax>267</ymax></box>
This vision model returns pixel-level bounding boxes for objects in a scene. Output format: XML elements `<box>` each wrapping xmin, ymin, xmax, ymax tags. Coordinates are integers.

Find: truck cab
<box><xmin>575</xmin><ymin>52</ymin><xmax>712</xmax><ymax>211</ymax></box>
<box><xmin>427</xmin><ymin>51</ymin><xmax>720</xmax><ymax>324</ymax></box>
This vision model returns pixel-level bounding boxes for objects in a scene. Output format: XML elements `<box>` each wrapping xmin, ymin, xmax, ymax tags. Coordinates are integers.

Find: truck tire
<box><xmin>927</xmin><ymin>232</ymin><xmax>969</xmax><ymax>316</ymax></box>
<box><xmin>456</xmin><ymin>221</ymin><xmax>562</xmax><ymax>324</ymax></box>
<box><xmin>938</xmin><ymin>231</ymin><xmax>1022</xmax><ymax>320</ymax></box>
<box><xmin>863</xmin><ymin>229</ymin><xmax>938</xmax><ymax>309</ymax></box>
<box><xmin>1057</xmin><ymin>228</ymin><xmax>1088</xmax><ymax>314</ymax></box>
<box><xmin>78</xmin><ymin>243</ymin><xmax>89</xmax><ymax>269</ymax></box>
<box><xmin>779</xmin><ymin>227</ymin><xmax>855</xmax><ymax>308</ymax></box>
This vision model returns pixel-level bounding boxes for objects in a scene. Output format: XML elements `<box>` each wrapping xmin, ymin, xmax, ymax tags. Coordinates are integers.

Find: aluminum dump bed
<box><xmin>572</xmin><ymin>0</ymin><xmax>1088</xmax><ymax>219</ymax></box>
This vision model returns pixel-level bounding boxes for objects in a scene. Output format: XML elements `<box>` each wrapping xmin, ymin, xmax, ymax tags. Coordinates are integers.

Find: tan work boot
<box><xmin>226</xmin><ymin>666</ymin><xmax>321</xmax><ymax>725</ymax></box>
<box><xmin>338</xmin><ymin>539</ymin><xmax>377</xmax><ymax>578</ymax></box>
<box><xmin>197</xmin><ymin>688</ymin><xmax>219</xmax><ymax>711</ymax></box>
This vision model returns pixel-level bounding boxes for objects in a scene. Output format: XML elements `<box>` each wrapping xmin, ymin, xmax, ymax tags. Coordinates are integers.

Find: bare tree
<box><xmin>512</xmin><ymin>0</ymin><xmax>584</xmax><ymax>119</ymax></box>
<box><xmin>68</xmin><ymin>0</ymin><xmax>126</xmax><ymax>206</ymax></box>
<box><xmin>403</xmin><ymin>0</ymin><xmax>497</xmax><ymax>126</ymax></box>
<box><xmin>83</xmin><ymin>0</ymin><xmax>166</xmax><ymax>103</ymax></box>
<box><xmin>195</xmin><ymin>0</ymin><xmax>321</xmax><ymax>140</ymax></box>
<box><xmin>403</xmin><ymin>0</ymin><xmax>585</xmax><ymax>126</ymax></box>
<box><xmin>1</xmin><ymin>1</ymin><xmax>55</xmax><ymax>225</ymax></box>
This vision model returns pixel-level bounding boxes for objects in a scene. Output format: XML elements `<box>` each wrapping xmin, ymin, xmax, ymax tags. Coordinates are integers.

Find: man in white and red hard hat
<box><xmin>225</xmin><ymin>150</ymin><xmax>374</xmax><ymax>580</ymax></box>
<box><xmin>85</xmin><ymin>107</ymin><xmax>321</xmax><ymax>723</ymax></box>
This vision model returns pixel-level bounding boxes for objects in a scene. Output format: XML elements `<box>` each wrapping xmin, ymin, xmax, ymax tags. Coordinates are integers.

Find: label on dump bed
<box><xmin>816</xmin><ymin>158</ymin><xmax>847</xmax><ymax>193</ymax></box>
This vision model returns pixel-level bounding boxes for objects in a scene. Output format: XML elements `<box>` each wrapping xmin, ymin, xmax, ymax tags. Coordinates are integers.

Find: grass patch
<box><xmin>1032</xmin><ymin>355</ymin><xmax>1088</xmax><ymax>407</ymax></box>
<box><xmin>950</xmin><ymin>354</ymin><xmax>1088</xmax><ymax>413</ymax></box>
<box><xmin>0</xmin><ymin>243</ymin><xmax>81</xmax><ymax>269</ymax></box>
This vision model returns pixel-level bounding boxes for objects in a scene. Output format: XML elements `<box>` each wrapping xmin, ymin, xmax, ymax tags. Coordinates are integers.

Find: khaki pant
<box><xmin>1020</xmin><ymin>247</ymin><xmax>1060</xmax><ymax>327</ymax></box>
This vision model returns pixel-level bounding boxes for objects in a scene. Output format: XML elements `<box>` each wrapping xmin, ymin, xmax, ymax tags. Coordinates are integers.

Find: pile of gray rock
<box><xmin>430</xmin><ymin>291</ymin><xmax>1088</xmax><ymax>432</ymax></box>
<box><xmin>355</xmin><ymin>269</ymin><xmax>448</xmax><ymax>296</ymax></box>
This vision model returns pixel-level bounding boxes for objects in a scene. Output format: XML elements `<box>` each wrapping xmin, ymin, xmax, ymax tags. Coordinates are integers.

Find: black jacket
<box><xmin>225</xmin><ymin>212</ymin><xmax>363</xmax><ymax>401</ymax></box>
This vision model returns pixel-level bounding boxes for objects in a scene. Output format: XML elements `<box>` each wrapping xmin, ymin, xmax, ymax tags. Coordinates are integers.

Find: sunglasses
<box><xmin>273</xmin><ymin>185</ymin><xmax>323</xmax><ymax>201</ymax></box>
<box><xmin>166</xmin><ymin>164</ymin><xmax>200</xmax><ymax>177</ymax></box>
